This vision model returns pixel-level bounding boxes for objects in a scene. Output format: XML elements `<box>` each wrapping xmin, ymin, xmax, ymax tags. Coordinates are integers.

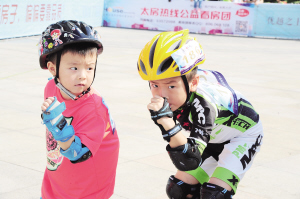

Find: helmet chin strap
<box><xmin>181</xmin><ymin>75</ymin><xmax>192</xmax><ymax>107</ymax></box>
<box><xmin>172</xmin><ymin>75</ymin><xmax>191</xmax><ymax>122</ymax></box>
<box><xmin>54</xmin><ymin>51</ymin><xmax>95</xmax><ymax>101</ymax></box>
<box><xmin>54</xmin><ymin>77</ymin><xmax>91</xmax><ymax>100</ymax></box>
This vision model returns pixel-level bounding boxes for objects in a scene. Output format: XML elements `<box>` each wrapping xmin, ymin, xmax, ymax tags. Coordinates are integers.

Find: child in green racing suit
<box><xmin>137</xmin><ymin>29</ymin><xmax>263</xmax><ymax>199</ymax></box>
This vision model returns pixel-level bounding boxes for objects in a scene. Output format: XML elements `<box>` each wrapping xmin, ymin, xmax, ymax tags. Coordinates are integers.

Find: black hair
<box><xmin>186</xmin><ymin>66</ymin><xmax>198</xmax><ymax>82</ymax></box>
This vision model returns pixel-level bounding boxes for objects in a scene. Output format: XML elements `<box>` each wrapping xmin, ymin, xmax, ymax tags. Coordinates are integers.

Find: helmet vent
<box><xmin>79</xmin><ymin>22</ymin><xmax>88</xmax><ymax>35</ymax></box>
<box><xmin>63</xmin><ymin>21</ymin><xmax>74</xmax><ymax>32</ymax></box>
<box><xmin>157</xmin><ymin>56</ymin><xmax>173</xmax><ymax>75</ymax></box>
<box><xmin>165</xmin><ymin>34</ymin><xmax>183</xmax><ymax>45</ymax></box>
<box><xmin>149</xmin><ymin>36</ymin><xmax>159</xmax><ymax>69</ymax></box>
<box><xmin>52</xmin><ymin>23</ymin><xmax>61</xmax><ymax>30</ymax></box>
<box><xmin>139</xmin><ymin>60</ymin><xmax>147</xmax><ymax>75</ymax></box>
<box><xmin>166</xmin><ymin>40</ymin><xmax>181</xmax><ymax>53</ymax></box>
<box><xmin>186</xmin><ymin>39</ymin><xmax>194</xmax><ymax>44</ymax></box>
<box><xmin>174</xmin><ymin>66</ymin><xmax>180</xmax><ymax>72</ymax></box>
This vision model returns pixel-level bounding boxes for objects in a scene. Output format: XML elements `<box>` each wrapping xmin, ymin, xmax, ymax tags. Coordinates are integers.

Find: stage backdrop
<box><xmin>0</xmin><ymin>0</ymin><xmax>104</xmax><ymax>39</ymax></box>
<box><xmin>253</xmin><ymin>3</ymin><xmax>300</xmax><ymax>39</ymax></box>
<box><xmin>103</xmin><ymin>0</ymin><xmax>255</xmax><ymax>36</ymax></box>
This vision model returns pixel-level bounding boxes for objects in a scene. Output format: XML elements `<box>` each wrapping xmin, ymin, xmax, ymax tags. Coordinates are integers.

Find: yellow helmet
<box><xmin>137</xmin><ymin>29</ymin><xmax>205</xmax><ymax>81</ymax></box>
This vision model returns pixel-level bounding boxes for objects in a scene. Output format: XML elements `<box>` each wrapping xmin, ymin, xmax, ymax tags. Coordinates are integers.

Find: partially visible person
<box><xmin>243</xmin><ymin>0</ymin><xmax>264</xmax><ymax>4</ymax></box>
<box><xmin>276</xmin><ymin>0</ymin><xmax>287</xmax><ymax>4</ymax></box>
<box><xmin>191</xmin><ymin>0</ymin><xmax>203</xmax><ymax>12</ymax></box>
<box><xmin>231</xmin><ymin>0</ymin><xmax>243</xmax><ymax>3</ymax></box>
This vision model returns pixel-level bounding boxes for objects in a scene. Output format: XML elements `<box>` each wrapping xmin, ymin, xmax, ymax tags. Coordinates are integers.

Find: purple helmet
<box><xmin>39</xmin><ymin>20</ymin><xmax>103</xmax><ymax>69</ymax></box>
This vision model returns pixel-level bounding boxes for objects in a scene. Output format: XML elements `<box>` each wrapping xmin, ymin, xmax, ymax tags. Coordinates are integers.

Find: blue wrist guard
<box><xmin>60</xmin><ymin>136</ymin><xmax>91</xmax><ymax>162</ymax></box>
<box><xmin>42</xmin><ymin>97</ymin><xmax>74</xmax><ymax>142</ymax></box>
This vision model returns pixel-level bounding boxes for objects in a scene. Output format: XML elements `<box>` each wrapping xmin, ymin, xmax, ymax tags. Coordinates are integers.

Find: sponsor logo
<box><xmin>240</xmin><ymin>135</ymin><xmax>263</xmax><ymax>169</ymax></box>
<box><xmin>207</xmin><ymin>184</ymin><xmax>216</xmax><ymax>188</ymax></box>
<box><xmin>192</xmin><ymin>98</ymin><xmax>205</xmax><ymax>125</ymax></box>
<box><xmin>194</xmin><ymin>127</ymin><xmax>205</xmax><ymax>136</ymax></box>
<box><xmin>232</xmin><ymin>143</ymin><xmax>247</xmax><ymax>158</ymax></box>
<box><xmin>236</xmin><ymin>9</ymin><xmax>249</xmax><ymax>17</ymax></box>
<box><xmin>210</xmin><ymin>128</ymin><xmax>223</xmax><ymax>140</ymax></box>
<box><xmin>232</xmin><ymin>118</ymin><xmax>251</xmax><ymax>130</ymax></box>
<box><xmin>228</xmin><ymin>175</ymin><xmax>239</xmax><ymax>187</ymax></box>
<box><xmin>56</xmin><ymin>117</ymin><xmax>67</xmax><ymax>130</ymax></box>
<box><xmin>105</xmin><ymin>7</ymin><xmax>123</xmax><ymax>13</ymax></box>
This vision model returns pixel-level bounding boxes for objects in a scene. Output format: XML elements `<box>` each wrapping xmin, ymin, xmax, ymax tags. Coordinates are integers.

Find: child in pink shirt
<box><xmin>38</xmin><ymin>20</ymin><xmax>119</xmax><ymax>199</ymax></box>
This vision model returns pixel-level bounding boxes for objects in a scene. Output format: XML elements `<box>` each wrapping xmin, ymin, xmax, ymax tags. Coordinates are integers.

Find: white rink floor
<box><xmin>0</xmin><ymin>27</ymin><xmax>300</xmax><ymax>199</ymax></box>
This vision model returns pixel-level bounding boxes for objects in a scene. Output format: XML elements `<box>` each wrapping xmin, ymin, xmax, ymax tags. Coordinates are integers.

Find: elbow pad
<box><xmin>60</xmin><ymin>136</ymin><xmax>91</xmax><ymax>163</ymax></box>
<box><xmin>166</xmin><ymin>138</ymin><xmax>206</xmax><ymax>171</ymax></box>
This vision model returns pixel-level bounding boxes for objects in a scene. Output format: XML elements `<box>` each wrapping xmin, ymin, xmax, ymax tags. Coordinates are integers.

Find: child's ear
<box><xmin>47</xmin><ymin>61</ymin><xmax>56</xmax><ymax>76</ymax></box>
<box><xmin>189</xmin><ymin>74</ymin><xmax>200</xmax><ymax>92</ymax></box>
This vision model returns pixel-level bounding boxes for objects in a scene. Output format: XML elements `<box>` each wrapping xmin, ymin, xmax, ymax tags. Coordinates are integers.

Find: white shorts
<box><xmin>186</xmin><ymin>120</ymin><xmax>263</xmax><ymax>193</ymax></box>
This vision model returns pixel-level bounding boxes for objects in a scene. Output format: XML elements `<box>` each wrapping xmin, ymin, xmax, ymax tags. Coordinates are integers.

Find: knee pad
<box><xmin>200</xmin><ymin>183</ymin><xmax>234</xmax><ymax>199</ymax></box>
<box><xmin>166</xmin><ymin>138</ymin><xmax>202</xmax><ymax>171</ymax></box>
<box><xmin>166</xmin><ymin>175</ymin><xmax>201</xmax><ymax>199</ymax></box>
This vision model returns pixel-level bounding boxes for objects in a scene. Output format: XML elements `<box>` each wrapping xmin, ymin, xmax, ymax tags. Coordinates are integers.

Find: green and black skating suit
<box><xmin>173</xmin><ymin>69</ymin><xmax>263</xmax><ymax>193</ymax></box>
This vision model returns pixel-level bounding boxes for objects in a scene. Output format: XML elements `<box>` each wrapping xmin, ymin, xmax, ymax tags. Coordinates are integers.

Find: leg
<box><xmin>208</xmin><ymin>177</ymin><xmax>232</xmax><ymax>191</ymax></box>
<box><xmin>175</xmin><ymin>170</ymin><xmax>199</xmax><ymax>198</ymax></box>
<box><xmin>166</xmin><ymin>170</ymin><xmax>201</xmax><ymax>199</ymax></box>
<box><xmin>170</xmin><ymin>155</ymin><xmax>218</xmax><ymax>199</ymax></box>
<box><xmin>198</xmin><ymin>0</ymin><xmax>202</xmax><ymax>11</ymax></box>
<box><xmin>175</xmin><ymin>170</ymin><xmax>199</xmax><ymax>185</ymax></box>
<box><xmin>207</xmin><ymin>121</ymin><xmax>264</xmax><ymax>195</ymax></box>
<box><xmin>194</xmin><ymin>0</ymin><xmax>199</xmax><ymax>10</ymax></box>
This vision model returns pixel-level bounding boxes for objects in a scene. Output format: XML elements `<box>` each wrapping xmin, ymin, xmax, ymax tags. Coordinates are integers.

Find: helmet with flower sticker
<box><xmin>137</xmin><ymin>29</ymin><xmax>205</xmax><ymax>81</ymax></box>
<box><xmin>39</xmin><ymin>20</ymin><xmax>103</xmax><ymax>69</ymax></box>
<box><xmin>38</xmin><ymin>20</ymin><xmax>103</xmax><ymax>100</ymax></box>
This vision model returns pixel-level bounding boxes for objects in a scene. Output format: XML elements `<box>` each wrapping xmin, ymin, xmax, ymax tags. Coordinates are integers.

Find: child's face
<box><xmin>149</xmin><ymin>76</ymin><xmax>187</xmax><ymax>111</ymax></box>
<box><xmin>50</xmin><ymin>51</ymin><xmax>97</xmax><ymax>100</ymax></box>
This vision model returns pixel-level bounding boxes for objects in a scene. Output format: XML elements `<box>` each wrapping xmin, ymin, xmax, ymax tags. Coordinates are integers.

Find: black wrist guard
<box><xmin>150</xmin><ymin>98</ymin><xmax>177</xmax><ymax>142</ymax></box>
<box><xmin>150</xmin><ymin>98</ymin><xmax>173</xmax><ymax>123</ymax></box>
<box><xmin>162</xmin><ymin>123</ymin><xmax>182</xmax><ymax>142</ymax></box>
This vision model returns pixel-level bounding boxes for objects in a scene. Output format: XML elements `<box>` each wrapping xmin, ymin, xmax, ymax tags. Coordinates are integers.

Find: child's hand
<box><xmin>41</xmin><ymin>97</ymin><xmax>73</xmax><ymax>142</ymax></box>
<box><xmin>41</xmin><ymin>97</ymin><xmax>55</xmax><ymax>112</ymax></box>
<box><xmin>147</xmin><ymin>96</ymin><xmax>174</xmax><ymax>126</ymax></box>
<box><xmin>147</xmin><ymin>95</ymin><xmax>164</xmax><ymax>112</ymax></box>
